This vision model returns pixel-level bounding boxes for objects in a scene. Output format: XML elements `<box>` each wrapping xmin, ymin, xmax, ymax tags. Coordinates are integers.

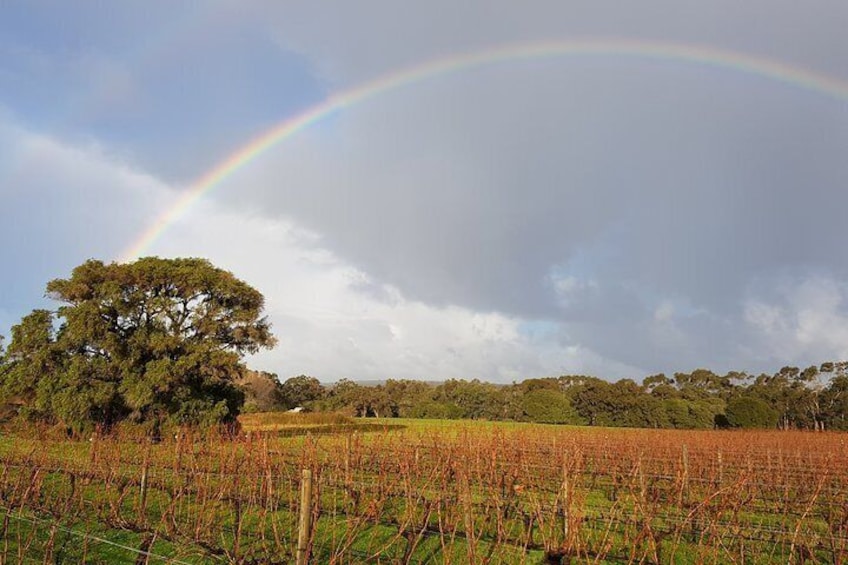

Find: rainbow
<box><xmin>120</xmin><ymin>38</ymin><xmax>848</xmax><ymax>261</ymax></box>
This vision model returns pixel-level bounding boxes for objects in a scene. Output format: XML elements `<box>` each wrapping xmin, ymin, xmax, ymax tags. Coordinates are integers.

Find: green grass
<box><xmin>1</xmin><ymin>509</ymin><xmax>212</xmax><ymax>564</ymax></box>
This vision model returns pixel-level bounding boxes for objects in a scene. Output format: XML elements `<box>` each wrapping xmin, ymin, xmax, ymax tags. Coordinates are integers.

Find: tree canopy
<box><xmin>0</xmin><ymin>257</ymin><xmax>276</xmax><ymax>433</ymax></box>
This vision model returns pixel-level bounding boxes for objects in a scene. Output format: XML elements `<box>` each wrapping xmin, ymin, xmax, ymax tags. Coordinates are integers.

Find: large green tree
<box><xmin>0</xmin><ymin>258</ymin><xmax>276</xmax><ymax>432</ymax></box>
<box><xmin>520</xmin><ymin>389</ymin><xmax>583</xmax><ymax>425</ymax></box>
<box><xmin>279</xmin><ymin>375</ymin><xmax>325</xmax><ymax>409</ymax></box>
<box><xmin>723</xmin><ymin>396</ymin><xmax>779</xmax><ymax>429</ymax></box>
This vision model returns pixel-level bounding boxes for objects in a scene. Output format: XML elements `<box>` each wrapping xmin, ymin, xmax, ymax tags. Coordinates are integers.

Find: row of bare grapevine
<box><xmin>0</xmin><ymin>425</ymin><xmax>846</xmax><ymax>563</ymax></box>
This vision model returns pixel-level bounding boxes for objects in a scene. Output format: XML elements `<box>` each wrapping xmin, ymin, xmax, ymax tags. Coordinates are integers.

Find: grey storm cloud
<box><xmin>257</xmin><ymin>0</ymin><xmax>848</xmax><ymax>83</ymax></box>
<box><xmin>235</xmin><ymin>62</ymin><xmax>846</xmax><ymax>298</ymax></box>
<box><xmin>210</xmin><ymin>0</ymin><xmax>848</xmax><ymax>373</ymax></box>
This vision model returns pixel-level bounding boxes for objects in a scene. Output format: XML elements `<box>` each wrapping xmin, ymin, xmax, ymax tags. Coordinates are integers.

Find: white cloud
<box><xmin>744</xmin><ymin>276</ymin><xmax>848</xmax><ymax>364</ymax></box>
<box><xmin>654</xmin><ymin>301</ymin><xmax>675</xmax><ymax>322</ymax></box>
<box><xmin>0</xmin><ymin>116</ymin><xmax>171</xmax><ymax>322</ymax></box>
<box><xmin>144</xmin><ymin>195</ymin><xmax>635</xmax><ymax>381</ymax></box>
<box><xmin>553</xmin><ymin>275</ymin><xmax>598</xmax><ymax>307</ymax></box>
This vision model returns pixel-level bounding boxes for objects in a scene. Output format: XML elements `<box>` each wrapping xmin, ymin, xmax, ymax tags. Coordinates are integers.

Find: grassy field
<box><xmin>0</xmin><ymin>416</ymin><xmax>846</xmax><ymax>564</ymax></box>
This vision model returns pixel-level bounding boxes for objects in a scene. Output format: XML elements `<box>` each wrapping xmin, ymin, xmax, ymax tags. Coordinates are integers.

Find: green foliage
<box><xmin>382</xmin><ymin>379</ymin><xmax>433</xmax><ymax>417</ymax></box>
<box><xmin>520</xmin><ymin>389</ymin><xmax>583</xmax><ymax>424</ymax></box>
<box><xmin>169</xmin><ymin>359</ymin><xmax>848</xmax><ymax>431</ymax></box>
<box><xmin>279</xmin><ymin>375</ymin><xmax>325</xmax><ymax>409</ymax></box>
<box><xmin>433</xmin><ymin>379</ymin><xmax>503</xmax><ymax>420</ymax></box>
<box><xmin>660</xmin><ymin>398</ymin><xmax>722</xmax><ymax>429</ymax></box>
<box><xmin>304</xmin><ymin>362</ymin><xmax>848</xmax><ymax>430</ymax></box>
<box><xmin>822</xmin><ymin>374</ymin><xmax>848</xmax><ymax>430</ymax></box>
<box><xmin>312</xmin><ymin>379</ymin><xmax>365</xmax><ymax>415</ymax></box>
<box><xmin>673</xmin><ymin>369</ymin><xmax>733</xmax><ymax>400</ymax></box>
<box><xmin>724</xmin><ymin>396</ymin><xmax>779</xmax><ymax>429</ymax></box>
<box><xmin>570</xmin><ymin>379</ymin><xmax>666</xmax><ymax>428</ymax></box>
<box><xmin>2</xmin><ymin>310</ymin><xmax>64</xmax><ymax>407</ymax></box>
<box><xmin>409</xmin><ymin>401</ymin><xmax>464</xmax><ymax>419</ymax></box>
<box><xmin>0</xmin><ymin>258</ymin><xmax>275</xmax><ymax>432</ymax></box>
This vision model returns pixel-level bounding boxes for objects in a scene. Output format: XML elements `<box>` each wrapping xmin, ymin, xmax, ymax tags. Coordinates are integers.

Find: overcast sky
<box><xmin>2</xmin><ymin>1</ymin><xmax>848</xmax><ymax>382</ymax></box>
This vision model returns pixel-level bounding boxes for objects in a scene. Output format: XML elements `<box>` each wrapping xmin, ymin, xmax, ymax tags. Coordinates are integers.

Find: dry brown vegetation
<box><xmin>0</xmin><ymin>423</ymin><xmax>846</xmax><ymax>563</ymax></box>
<box><xmin>238</xmin><ymin>411</ymin><xmax>352</xmax><ymax>432</ymax></box>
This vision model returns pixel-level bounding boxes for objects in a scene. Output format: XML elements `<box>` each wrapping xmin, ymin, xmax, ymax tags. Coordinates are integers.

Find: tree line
<box><xmin>249</xmin><ymin>364</ymin><xmax>848</xmax><ymax>430</ymax></box>
<box><xmin>3</xmin><ymin>257</ymin><xmax>848</xmax><ymax>434</ymax></box>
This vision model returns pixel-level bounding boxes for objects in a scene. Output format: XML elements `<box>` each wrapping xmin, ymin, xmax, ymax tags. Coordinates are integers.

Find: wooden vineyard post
<box><xmin>139</xmin><ymin>463</ymin><xmax>149</xmax><ymax>512</ymax></box>
<box><xmin>297</xmin><ymin>469</ymin><xmax>314</xmax><ymax>565</ymax></box>
<box><xmin>344</xmin><ymin>434</ymin><xmax>356</xmax><ymax>512</ymax></box>
<box><xmin>345</xmin><ymin>434</ymin><xmax>351</xmax><ymax>486</ymax></box>
<box><xmin>138</xmin><ymin>443</ymin><xmax>151</xmax><ymax>524</ymax></box>
<box><xmin>560</xmin><ymin>457</ymin><xmax>570</xmax><ymax>546</ymax></box>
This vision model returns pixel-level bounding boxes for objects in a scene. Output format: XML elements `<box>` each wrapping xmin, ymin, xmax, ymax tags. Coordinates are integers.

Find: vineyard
<box><xmin>0</xmin><ymin>420</ymin><xmax>846</xmax><ymax>564</ymax></box>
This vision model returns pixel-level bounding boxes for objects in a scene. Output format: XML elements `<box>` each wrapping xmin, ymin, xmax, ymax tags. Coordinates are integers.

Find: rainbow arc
<box><xmin>120</xmin><ymin>39</ymin><xmax>848</xmax><ymax>262</ymax></box>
